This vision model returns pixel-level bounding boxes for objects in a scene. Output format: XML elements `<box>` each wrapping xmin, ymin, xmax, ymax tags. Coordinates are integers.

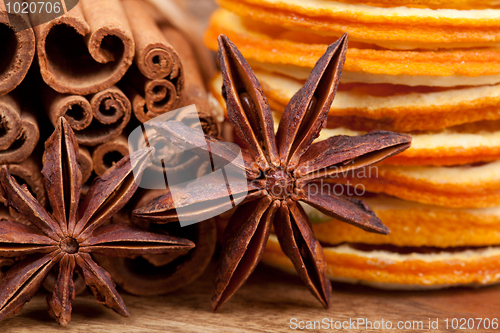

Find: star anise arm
<box><xmin>276</xmin><ymin>34</ymin><xmax>348</xmax><ymax>171</ymax></box>
<box><xmin>47</xmin><ymin>255</ymin><xmax>76</xmax><ymax>327</ymax></box>
<box><xmin>0</xmin><ymin>219</ymin><xmax>58</xmax><ymax>257</ymax></box>
<box><xmin>0</xmin><ymin>166</ymin><xmax>62</xmax><ymax>240</ymax></box>
<box><xmin>212</xmin><ymin>196</ymin><xmax>278</xmax><ymax>311</ymax></box>
<box><xmin>74</xmin><ymin>253</ymin><xmax>129</xmax><ymax>317</ymax></box>
<box><xmin>218</xmin><ymin>35</ymin><xmax>280</xmax><ymax>171</ymax></box>
<box><xmin>148</xmin><ymin>120</ymin><xmax>260</xmax><ymax>179</ymax></box>
<box><xmin>74</xmin><ymin>147</ymin><xmax>154</xmax><ymax>241</ymax></box>
<box><xmin>79</xmin><ymin>223</ymin><xmax>195</xmax><ymax>257</ymax></box>
<box><xmin>274</xmin><ymin>201</ymin><xmax>331</xmax><ymax>308</ymax></box>
<box><xmin>0</xmin><ymin>251</ymin><xmax>63</xmax><ymax>320</ymax></box>
<box><xmin>42</xmin><ymin>118</ymin><xmax>82</xmax><ymax>236</ymax></box>
<box><xmin>294</xmin><ymin>131</ymin><xmax>412</xmax><ymax>181</ymax></box>
<box><xmin>133</xmin><ymin>172</ymin><xmax>266</xmax><ymax>224</ymax></box>
<box><xmin>297</xmin><ymin>183</ymin><xmax>389</xmax><ymax>234</ymax></box>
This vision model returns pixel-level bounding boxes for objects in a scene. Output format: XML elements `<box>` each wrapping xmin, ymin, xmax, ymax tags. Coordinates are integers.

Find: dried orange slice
<box><xmin>262</xmin><ymin>234</ymin><xmax>500</xmax><ymax>289</ymax></box>
<box><xmin>210</xmin><ymin>74</ymin><xmax>500</xmax><ymax>167</ymax></box>
<box><xmin>204</xmin><ymin>10</ymin><xmax>500</xmax><ymax>86</ymax></box>
<box><xmin>255</xmin><ymin>71</ymin><xmax>500</xmax><ymax>132</ymax></box>
<box><xmin>326</xmin><ymin>0</ymin><xmax>500</xmax><ymax>10</ymax></box>
<box><xmin>217</xmin><ymin>0</ymin><xmax>500</xmax><ymax>48</ymax></box>
<box><xmin>332</xmin><ymin>161</ymin><xmax>500</xmax><ymax>208</ymax></box>
<box><xmin>304</xmin><ymin>196</ymin><xmax>500</xmax><ymax>247</ymax></box>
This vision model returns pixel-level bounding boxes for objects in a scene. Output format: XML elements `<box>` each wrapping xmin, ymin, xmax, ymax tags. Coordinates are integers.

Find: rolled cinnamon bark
<box><xmin>0</xmin><ymin>157</ymin><xmax>47</xmax><ymax>224</ymax></box>
<box><xmin>42</xmin><ymin>87</ymin><xmax>93</xmax><ymax>131</ymax></box>
<box><xmin>145</xmin><ymin>0</ymin><xmax>217</xmax><ymax>84</ymax></box>
<box><xmin>0</xmin><ymin>95</ymin><xmax>39</xmax><ymax>164</ymax></box>
<box><xmin>78</xmin><ymin>146</ymin><xmax>93</xmax><ymax>184</ymax></box>
<box><xmin>5</xmin><ymin>157</ymin><xmax>46</xmax><ymax>207</ymax></box>
<box><xmin>0</xmin><ymin>95</ymin><xmax>22</xmax><ymax>150</ymax></box>
<box><xmin>122</xmin><ymin>0</ymin><xmax>183</xmax><ymax>81</ymax></box>
<box><xmin>92</xmin><ymin>135</ymin><xmax>129</xmax><ymax>176</ymax></box>
<box><xmin>0</xmin><ymin>1</ymin><xmax>35</xmax><ymax>96</ymax></box>
<box><xmin>31</xmin><ymin>0</ymin><xmax>134</xmax><ymax>95</ymax></box>
<box><xmin>162</xmin><ymin>26</ymin><xmax>218</xmax><ymax>137</ymax></box>
<box><xmin>93</xmin><ymin>190</ymin><xmax>217</xmax><ymax>296</ymax></box>
<box><xmin>123</xmin><ymin>65</ymin><xmax>182</xmax><ymax>123</ymax></box>
<box><xmin>43</xmin><ymin>85</ymin><xmax>132</xmax><ymax>146</ymax></box>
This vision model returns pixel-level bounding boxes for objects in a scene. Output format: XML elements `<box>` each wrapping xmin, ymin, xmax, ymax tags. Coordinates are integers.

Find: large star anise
<box><xmin>133</xmin><ymin>34</ymin><xmax>411</xmax><ymax>310</ymax></box>
<box><xmin>0</xmin><ymin>118</ymin><xmax>195</xmax><ymax>326</ymax></box>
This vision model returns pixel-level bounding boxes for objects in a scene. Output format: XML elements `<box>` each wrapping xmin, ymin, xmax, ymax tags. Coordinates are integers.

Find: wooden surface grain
<box><xmin>1</xmin><ymin>262</ymin><xmax>499</xmax><ymax>332</ymax></box>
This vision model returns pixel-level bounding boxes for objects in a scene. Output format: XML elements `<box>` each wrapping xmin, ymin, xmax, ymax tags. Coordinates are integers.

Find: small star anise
<box><xmin>0</xmin><ymin>118</ymin><xmax>195</xmax><ymax>326</ymax></box>
<box><xmin>133</xmin><ymin>34</ymin><xmax>411</xmax><ymax>310</ymax></box>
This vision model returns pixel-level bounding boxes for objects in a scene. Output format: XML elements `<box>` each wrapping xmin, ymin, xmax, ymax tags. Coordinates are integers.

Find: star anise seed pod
<box><xmin>0</xmin><ymin>118</ymin><xmax>195</xmax><ymax>326</ymax></box>
<box><xmin>133</xmin><ymin>34</ymin><xmax>412</xmax><ymax>310</ymax></box>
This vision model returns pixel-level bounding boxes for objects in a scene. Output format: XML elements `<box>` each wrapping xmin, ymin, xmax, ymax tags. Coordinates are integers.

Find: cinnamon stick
<box><xmin>123</xmin><ymin>65</ymin><xmax>182</xmax><ymax>123</ymax></box>
<box><xmin>0</xmin><ymin>157</ymin><xmax>47</xmax><ymax>224</ymax></box>
<box><xmin>162</xmin><ymin>26</ymin><xmax>218</xmax><ymax>137</ymax></box>
<box><xmin>92</xmin><ymin>135</ymin><xmax>129</xmax><ymax>176</ymax></box>
<box><xmin>4</xmin><ymin>157</ymin><xmax>46</xmax><ymax>207</ymax></box>
<box><xmin>31</xmin><ymin>0</ymin><xmax>134</xmax><ymax>95</ymax></box>
<box><xmin>94</xmin><ymin>190</ymin><xmax>217</xmax><ymax>296</ymax></box>
<box><xmin>43</xmin><ymin>87</ymin><xmax>93</xmax><ymax>131</ymax></box>
<box><xmin>145</xmin><ymin>0</ymin><xmax>217</xmax><ymax>85</ymax></box>
<box><xmin>122</xmin><ymin>0</ymin><xmax>183</xmax><ymax>81</ymax></box>
<box><xmin>78</xmin><ymin>146</ymin><xmax>93</xmax><ymax>183</ymax></box>
<box><xmin>43</xmin><ymin>85</ymin><xmax>132</xmax><ymax>146</ymax></box>
<box><xmin>0</xmin><ymin>1</ymin><xmax>35</xmax><ymax>96</ymax></box>
<box><xmin>0</xmin><ymin>95</ymin><xmax>39</xmax><ymax>164</ymax></box>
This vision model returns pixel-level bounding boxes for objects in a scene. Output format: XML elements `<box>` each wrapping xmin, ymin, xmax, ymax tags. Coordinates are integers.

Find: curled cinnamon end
<box><xmin>92</xmin><ymin>135</ymin><xmax>129</xmax><ymax>176</ymax></box>
<box><xmin>93</xmin><ymin>190</ymin><xmax>217</xmax><ymax>296</ymax></box>
<box><xmin>78</xmin><ymin>147</ymin><xmax>93</xmax><ymax>184</ymax></box>
<box><xmin>33</xmin><ymin>0</ymin><xmax>134</xmax><ymax>95</ymax></box>
<box><xmin>123</xmin><ymin>66</ymin><xmax>182</xmax><ymax>123</ymax></box>
<box><xmin>43</xmin><ymin>85</ymin><xmax>132</xmax><ymax>146</ymax></box>
<box><xmin>122</xmin><ymin>0</ymin><xmax>182</xmax><ymax>81</ymax></box>
<box><xmin>89</xmin><ymin>85</ymin><xmax>131</xmax><ymax>126</ymax></box>
<box><xmin>0</xmin><ymin>95</ymin><xmax>22</xmax><ymax>150</ymax></box>
<box><xmin>0</xmin><ymin>95</ymin><xmax>39</xmax><ymax>165</ymax></box>
<box><xmin>0</xmin><ymin>158</ymin><xmax>47</xmax><ymax>224</ymax></box>
<box><xmin>5</xmin><ymin>158</ymin><xmax>46</xmax><ymax>207</ymax></box>
<box><xmin>0</xmin><ymin>3</ymin><xmax>35</xmax><ymax>96</ymax></box>
<box><xmin>145</xmin><ymin>79</ymin><xmax>179</xmax><ymax>114</ymax></box>
<box><xmin>43</xmin><ymin>88</ymin><xmax>93</xmax><ymax>131</ymax></box>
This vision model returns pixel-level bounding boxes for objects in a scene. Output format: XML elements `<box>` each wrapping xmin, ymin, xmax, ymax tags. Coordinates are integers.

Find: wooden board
<box><xmin>1</xmin><ymin>262</ymin><xmax>499</xmax><ymax>332</ymax></box>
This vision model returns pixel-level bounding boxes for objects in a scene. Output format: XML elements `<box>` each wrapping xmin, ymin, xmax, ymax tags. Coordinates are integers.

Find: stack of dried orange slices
<box><xmin>204</xmin><ymin>0</ymin><xmax>500</xmax><ymax>289</ymax></box>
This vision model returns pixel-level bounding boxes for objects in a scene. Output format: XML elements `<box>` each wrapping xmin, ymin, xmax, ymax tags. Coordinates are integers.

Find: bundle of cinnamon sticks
<box><xmin>0</xmin><ymin>0</ymin><xmax>218</xmax><ymax>297</ymax></box>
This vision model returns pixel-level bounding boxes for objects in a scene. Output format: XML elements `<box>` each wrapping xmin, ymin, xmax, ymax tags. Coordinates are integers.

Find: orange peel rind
<box><xmin>263</xmin><ymin>235</ymin><xmax>500</xmax><ymax>289</ymax></box>
<box><xmin>315</xmin><ymin>124</ymin><xmax>500</xmax><ymax>167</ymax></box>
<box><xmin>304</xmin><ymin>196</ymin><xmax>500</xmax><ymax>247</ymax></box>
<box><xmin>216</xmin><ymin>0</ymin><xmax>500</xmax><ymax>48</ymax></box>
<box><xmin>210</xmin><ymin>73</ymin><xmax>500</xmax><ymax>167</ymax></box>
<box><xmin>254</xmin><ymin>71</ymin><xmax>500</xmax><ymax>132</ymax></box>
<box><xmin>332</xmin><ymin>161</ymin><xmax>500</xmax><ymax>208</ymax></box>
<box><xmin>324</xmin><ymin>0</ymin><xmax>500</xmax><ymax>10</ymax></box>
<box><xmin>204</xmin><ymin>10</ymin><xmax>500</xmax><ymax>85</ymax></box>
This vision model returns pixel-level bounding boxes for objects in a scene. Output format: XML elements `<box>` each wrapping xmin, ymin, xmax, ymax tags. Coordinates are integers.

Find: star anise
<box><xmin>133</xmin><ymin>34</ymin><xmax>412</xmax><ymax>310</ymax></box>
<box><xmin>0</xmin><ymin>118</ymin><xmax>195</xmax><ymax>326</ymax></box>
